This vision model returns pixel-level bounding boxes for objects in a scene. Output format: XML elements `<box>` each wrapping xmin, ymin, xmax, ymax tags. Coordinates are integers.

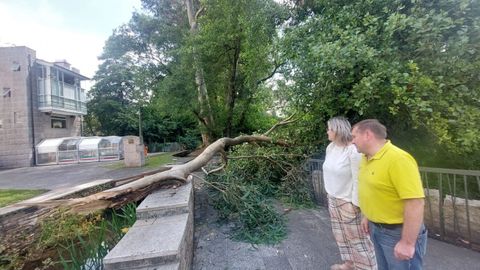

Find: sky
<box><xmin>0</xmin><ymin>0</ymin><xmax>141</xmax><ymax>83</ymax></box>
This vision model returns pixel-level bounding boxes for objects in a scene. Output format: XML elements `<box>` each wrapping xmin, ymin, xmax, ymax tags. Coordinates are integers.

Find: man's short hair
<box><xmin>353</xmin><ymin>119</ymin><xmax>387</xmax><ymax>139</ymax></box>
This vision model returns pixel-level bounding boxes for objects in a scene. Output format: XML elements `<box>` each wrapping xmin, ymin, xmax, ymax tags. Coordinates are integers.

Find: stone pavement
<box><xmin>0</xmin><ymin>160</ymin><xmax>154</xmax><ymax>190</ymax></box>
<box><xmin>192</xmin><ymin>181</ymin><xmax>480</xmax><ymax>270</ymax></box>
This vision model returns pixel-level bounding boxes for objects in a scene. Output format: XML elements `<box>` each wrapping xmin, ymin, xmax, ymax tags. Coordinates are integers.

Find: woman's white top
<box><xmin>322</xmin><ymin>142</ymin><xmax>362</xmax><ymax>206</ymax></box>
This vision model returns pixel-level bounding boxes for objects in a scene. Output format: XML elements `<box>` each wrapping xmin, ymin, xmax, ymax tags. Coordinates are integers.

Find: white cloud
<box><xmin>0</xmin><ymin>2</ymin><xmax>103</xmax><ymax>79</ymax></box>
<box><xmin>0</xmin><ymin>0</ymin><xmax>140</xmax><ymax>82</ymax></box>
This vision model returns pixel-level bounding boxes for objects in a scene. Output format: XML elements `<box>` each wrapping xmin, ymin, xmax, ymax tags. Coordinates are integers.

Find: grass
<box><xmin>103</xmin><ymin>153</ymin><xmax>174</xmax><ymax>170</ymax></box>
<box><xmin>144</xmin><ymin>153</ymin><xmax>174</xmax><ymax>168</ymax></box>
<box><xmin>0</xmin><ymin>189</ymin><xmax>47</xmax><ymax>208</ymax></box>
<box><xmin>55</xmin><ymin>204</ymin><xmax>138</xmax><ymax>269</ymax></box>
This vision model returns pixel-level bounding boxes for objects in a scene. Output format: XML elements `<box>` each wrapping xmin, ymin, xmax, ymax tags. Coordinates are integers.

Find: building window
<box><xmin>51</xmin><ymin>116</ymin><xmax>67</xmax><ymax>129</ymax></box>
<box><xmin>0</xmin><ymin>119</ymin><xmax>3</xmax><ymax>128</ymax></box>
<box><xmin>2</xmin><ymin>87</ymin><xmax>11</xmax><ymax>98</ymax></box>
<box><xmin>11</xmin><ymin>61</ymin><xmax>21</xmax><ymax>71</ymax></box>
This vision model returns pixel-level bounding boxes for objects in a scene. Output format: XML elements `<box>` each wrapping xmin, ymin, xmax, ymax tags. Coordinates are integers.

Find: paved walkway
<box><xmin>192</xmin><ymin>181</ymin><xmax>480</xmax><ymax>270</ymax></box>
<box><xmin>0</xmin><ymin>154</ymin><xmax>192</xmax><ymax>191</ymax></box>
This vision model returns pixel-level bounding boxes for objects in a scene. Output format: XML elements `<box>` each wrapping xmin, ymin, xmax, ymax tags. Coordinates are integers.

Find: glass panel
<box><xmin>51</xmin><ymin>116</ymin><xmax>66</xmax><ymax>129</ymax></box>
<box><xmin>37</xmin><ymin>152</ymin><xmax>57</xmax><ymax>165</ymax></box>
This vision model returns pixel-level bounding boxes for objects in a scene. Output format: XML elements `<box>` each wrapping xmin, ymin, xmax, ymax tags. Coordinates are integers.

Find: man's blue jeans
<box><xmin>369</xmin><ymin>222</ymin><xmax>428</xmax><ymax>270</ymax></box>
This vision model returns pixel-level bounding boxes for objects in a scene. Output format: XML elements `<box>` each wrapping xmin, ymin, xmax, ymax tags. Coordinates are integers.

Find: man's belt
<box><xmin>371</xmin><ymin>222</ymin><xmax>403</xmax><ymax>230</ymax></box>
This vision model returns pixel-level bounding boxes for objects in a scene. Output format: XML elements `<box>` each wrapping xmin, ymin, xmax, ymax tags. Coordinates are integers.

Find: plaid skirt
<box><xmin>328</xmin><ymin>195</ymin><xmax>377</xmax><ymax>270</ymax></box>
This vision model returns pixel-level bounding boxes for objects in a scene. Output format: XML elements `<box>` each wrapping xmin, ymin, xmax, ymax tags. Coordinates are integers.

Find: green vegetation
<box><xmin>144</xmin><ymin>153</ymin><xmax>174</xmax><ymax>169</ymax></box>
<box><xmin>55</xmin><ymin>204</ymin><xmax>137</xmax><ymax>269</ymax></box>
<box><xmin>281</xmin><ymin>0</ymin><xmax>480</xmax><ymax>169</ymax></box>
<box><xmin>0</xmin><ymin>189</ymin><xmax>47</xmax><ymax>208</ymax></box>
<box><xmin>0</xmin><ymin>203</ymin><xmax>137</xmax><ymax>270</ymax></box>
<box><xmin>422</xmin><ymin>174</ymin><xmax>480</xmax><ymax>200</ymax></box>
<box><xmin>103</xmin><ymin>153</ymin><xmax>173</xmax><ymax>170</ymax></box>
<box><xmin>85</xmin><ymin>0</ymin><xmax>282</xmax><ymax>147</ymax></box>
<box><xmin>206</xmin><ymin>144</ymin><xmax>314</xmax><ymax>244</ymax></box>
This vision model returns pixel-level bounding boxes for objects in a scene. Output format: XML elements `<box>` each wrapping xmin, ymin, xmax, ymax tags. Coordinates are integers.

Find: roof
<box><xmin>36</xmin><ymin>138</ymin><xmax>64</xmax><ymax>153</ymax></box>
<box><xmin>35</xmin><ymin>58</ymin><xmax>90</xmax><ymax>80</ymax></box>
<box><xmin>79</xmin><ymin>137</ymin><xmax>103</xmax><ymax>150</ymax></box>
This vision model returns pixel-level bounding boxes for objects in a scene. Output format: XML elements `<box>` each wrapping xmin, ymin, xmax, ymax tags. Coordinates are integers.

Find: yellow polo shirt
<box><xmin>358</xmin><ymin>140</ymin><xmax>424</xmax><ymax>224</ymax></box>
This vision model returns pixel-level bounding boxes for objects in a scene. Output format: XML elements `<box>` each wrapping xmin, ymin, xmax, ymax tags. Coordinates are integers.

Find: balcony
<box><xmin>38</xmin><ymin>95</ymin><xmax>87</xmax><ymax>115</ymax></box>
<box><xmin>37</xmin><ymin>80</ymin><xmax>87</xmax><ymax>115</ymax></box>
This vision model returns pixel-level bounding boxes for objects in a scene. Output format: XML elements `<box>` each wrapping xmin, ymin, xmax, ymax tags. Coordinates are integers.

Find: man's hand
<box><xmin>395</xmin><ymin>198</ymin><xmax>424</xmax><ymax>261</ymax></box>
<box><xmin>394</xmin><ymin>240</ymin><xmax>415</xmax><ymax>260</ymax></box>
<box><xmin>361</xmin><ymin>216</ymin><xmax>369</xmax><ymax>234</ymax></box>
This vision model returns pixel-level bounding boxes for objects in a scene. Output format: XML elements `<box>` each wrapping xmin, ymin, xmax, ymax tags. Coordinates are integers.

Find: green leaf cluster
<box><xmin>206</xmin><ymin>144</ymin><xmax>314</xmax><ymax>244</ymax></box>
<box><xmin>281</xmin><ymin>0</ymin><xmax>480</xmax><ymax>167</ymax></box>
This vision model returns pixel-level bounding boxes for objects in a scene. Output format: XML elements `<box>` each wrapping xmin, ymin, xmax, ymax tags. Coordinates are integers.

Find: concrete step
<box><xmin>103</xmin><ymin>213</ymin><xmax>192</xmax><ymax>270</ymax></box>
<box><xmin>136</xmin><ymin>182</ymin><xmax>193</xmax><ymax>220</ymax></box>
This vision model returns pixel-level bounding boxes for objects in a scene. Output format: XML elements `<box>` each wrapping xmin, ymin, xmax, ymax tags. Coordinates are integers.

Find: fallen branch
<box><xmin>263</xmin><ymin>113</ymin><xmax>297</xmax><ymax>136</ymax></box>
<box><xmin>25</xmin><ymin>134</ymin><xmax>289</xmax><ymax>214</ymax></box>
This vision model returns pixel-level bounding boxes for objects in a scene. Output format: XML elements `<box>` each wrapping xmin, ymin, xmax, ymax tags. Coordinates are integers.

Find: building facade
<box><xmin>0</xmin><ymin>46</ymin><xmax>88</xmax><ymax>168</ymax></box>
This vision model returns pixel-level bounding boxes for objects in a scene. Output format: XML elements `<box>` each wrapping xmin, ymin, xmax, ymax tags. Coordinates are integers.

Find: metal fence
<box><xmin>307</xmin><ymin>159</ymin><xmax>480</xmax><ymax>250</ymax></box>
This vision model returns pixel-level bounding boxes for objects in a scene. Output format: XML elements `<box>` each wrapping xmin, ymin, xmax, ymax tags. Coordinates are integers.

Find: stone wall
<box><xmin>0</xmin><ymin>46</ymin><xmax>36</xmax><ymax>168</ymax></box>
<box><xmin>103</xmin><ymin>181</ymin><xmax>194</xmax><ymax>270</ymax></box>
<box><xmin>425</xmin><ymin>188</ymin><xmax>480</xmax><ymax>244</ymax></box>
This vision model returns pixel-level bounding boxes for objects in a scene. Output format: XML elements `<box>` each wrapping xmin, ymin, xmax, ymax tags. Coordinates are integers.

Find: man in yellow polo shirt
<box><xmin>351</xmin><ymin>119</ymin><xmax>427</xmax><ymax>270</ymax></box>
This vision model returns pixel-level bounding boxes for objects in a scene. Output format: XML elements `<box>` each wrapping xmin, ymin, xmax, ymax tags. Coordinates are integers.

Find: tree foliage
<box><xmin>86</xmin><ymin>0</ymin><xmax>285</xmax><ymax>147</ymax></box>
<box><xmin>205</xmin><ymin>143</ymin><xmax>313</xmax><ymax>244</ymax></box>
<box><xmin>280</xmin><ymin>0</ymin><xmax>480</xmax><ymax>167</ymax></box>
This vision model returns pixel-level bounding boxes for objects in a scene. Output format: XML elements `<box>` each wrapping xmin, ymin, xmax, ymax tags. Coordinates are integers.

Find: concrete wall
<box><xmin>0</xmin><ymin>46</ymin><xmax>36</xmax><ymax>168</ymax></box>
<box><xmin>34</xmin><ymin>113</ymin><xmax>81</xmax><ymax>141</ymax></box>
<box><xmin>104</xmin><ymin>182</ymin><xmax>194</xmax><ymax>270</ymax></box>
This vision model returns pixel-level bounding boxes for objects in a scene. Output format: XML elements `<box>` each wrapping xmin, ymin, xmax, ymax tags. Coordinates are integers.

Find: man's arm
<box><xmin>394</xmin><ymin>198</ymin><xmax>424</xmax><ymax>260</ymax></box>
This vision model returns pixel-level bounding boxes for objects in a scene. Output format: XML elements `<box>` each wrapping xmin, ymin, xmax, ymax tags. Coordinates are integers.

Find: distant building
<box><xmin>0</xmin><ymin>46</ymin><xmax>89</xmax><ymax>168</ymax></box>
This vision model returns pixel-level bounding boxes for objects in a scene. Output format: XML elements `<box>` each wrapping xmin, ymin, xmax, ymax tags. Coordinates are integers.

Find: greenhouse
<box><xmin>58</xmin><ymin>137</ymin><xmax>81</xmax><ymax>164</ymax></box>
<box><xmin>36</xmin><ymin>138</ymin><xmax>65</xmax><ymax>165</ymax></box>
<box><xmin>78</xmin><ymin>137</ymin><xmax>103</xmax><ymax>162</ymax></box>
<box><xmin>99</xmin><ymin>136</ymin><xmax>124</xmax><ymax>161</ymax></box>
<box><xmin>36</xmin><ymin>136</ymin><xmax>124</xmax><ymax>165</ymax></box>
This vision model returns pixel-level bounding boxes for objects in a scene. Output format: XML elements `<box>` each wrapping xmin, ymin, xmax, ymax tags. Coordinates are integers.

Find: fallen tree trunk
<box><xmin>35</xmin><ymin>134</ymin><xmax>290</xmax><ymax>214</ymax></box>
<box><xmin>44</xmin><ymin>115</ymin><xmax>296</xmax><ymax>214</ymax></box>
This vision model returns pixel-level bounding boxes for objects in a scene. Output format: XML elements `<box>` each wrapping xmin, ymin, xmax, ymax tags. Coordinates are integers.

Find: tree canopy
<box><xmin>86</xmin><ymin>0</ymin><xmax>480</xmax><ymax>168</ymax></box>
<box><xmin>279</xmin><ymin>0</ymin><xmax>480</xmax><ymax>167</ymax></box>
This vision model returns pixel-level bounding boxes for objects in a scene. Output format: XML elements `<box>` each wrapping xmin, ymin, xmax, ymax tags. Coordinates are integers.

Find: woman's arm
<box><xmin>349</xmin><ymin>145</ymin><xmax>362</xmax><ymax>206</ymax></box>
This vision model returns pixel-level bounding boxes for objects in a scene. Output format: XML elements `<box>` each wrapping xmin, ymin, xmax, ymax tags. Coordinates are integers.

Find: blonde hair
<box><xmin>327</xmin><ymin>116</ymin><xmax>352</xmax><ymax>146</ymax></box>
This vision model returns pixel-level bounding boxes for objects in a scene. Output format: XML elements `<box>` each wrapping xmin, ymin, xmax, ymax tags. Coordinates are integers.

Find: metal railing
<box><xmin>307</xmin><ymin>159</ymin><xmax>480</xmax><ymax>250</ymax></box>
<box><xmin>38</xmin><ymin>94</ymin><xmax>87</xmax><ymax>114</ymax></box>
<box><xmin>420</xmin><ymin>167</ymin><xmax>480</xmax><ymax>250</ymax></box>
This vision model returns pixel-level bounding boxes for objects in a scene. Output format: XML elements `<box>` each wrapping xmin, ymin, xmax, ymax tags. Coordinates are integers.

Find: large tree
<box><xmin>280</xmin><ymin>0</ymin><xmax>480</xmax><ymax>167</ymax></box>
<box><xmin>87</xmin><ymin>0</ymin><xmax>284</xmax><ymax>146</ymax></box>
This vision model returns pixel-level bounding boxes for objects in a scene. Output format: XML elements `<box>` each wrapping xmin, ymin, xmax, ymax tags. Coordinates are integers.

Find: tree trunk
<box><xmin>57</xmin><ymin>134</ymin><xmax>289</xmax><ymax>214</ymax></box>
<box><xmin>224</xmin><ymin>37</ymin><xmax>241</xmax><ymax>137</ymax></box>
<box><xmin>185</xmin><ymin>0</ymin><xmax>215</xmax><ymax>145</ymax></box>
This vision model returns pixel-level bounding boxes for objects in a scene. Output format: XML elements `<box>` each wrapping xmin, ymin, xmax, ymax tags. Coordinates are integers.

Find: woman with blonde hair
<box><xmin>323</xmin><ymin>116</ymin><xmax>377</xmax><ymax>270</ymax></box>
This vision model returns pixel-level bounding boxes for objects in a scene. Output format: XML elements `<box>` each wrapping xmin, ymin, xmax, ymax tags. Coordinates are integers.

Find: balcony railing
<box><xmin>37</xmin><ymin>78</ymin><xmax>87</xmax><ymax>115</ymax></box>
<box><xmin>307</xmin><ymin>158</ymin><xmax>480</xmax><ymax>251</ymax></box>
<box><xmin>38</xmin><ymin>94</ymin><xmax>87</xmax><ymax>115</ymax></box>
